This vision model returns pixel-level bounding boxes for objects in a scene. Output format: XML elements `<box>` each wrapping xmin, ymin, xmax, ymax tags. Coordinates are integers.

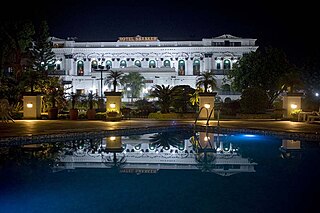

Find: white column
<box><xmin>211</xmin><ymin>55</ymin><xmax>216</xmax><ymax>70</ymax></box>
<box><xmin>114</xmin><ymin>59</ymin><xmax>119</xmax><ymax>68</ymax></box>
<box><xmin>84</xmin><ymin>60</ymin><xmax>91</xmax><ymax>76</ymax></box>
<box><xmin>200</xmin><ymin>59</ymin><xmax>205</xmax><ymax>72</ymax></box>
<box><xmin>186</xmin><ymin>59</ymin><xmax>193</xmax><ymax>75</ymax></box>
<box><xmin>65</xmin><ymin>58</ymin><xmax>73</xmax><ymax>75</ymax></box>
<box><xmin>204</xmin><ymin>57</ymin><xmax>210</xmax><ymax>71</ymax></box>
<box><xmin>72</xmin><ymin>60</ymin><xmax>77</xmax><ymax>76</ymax></box>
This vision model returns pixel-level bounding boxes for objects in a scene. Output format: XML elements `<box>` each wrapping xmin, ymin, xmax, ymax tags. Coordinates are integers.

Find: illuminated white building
<box><xmin>51</xmin><ymin>34</ymin><xmax>258</xmax><ymax>101</ymax></box>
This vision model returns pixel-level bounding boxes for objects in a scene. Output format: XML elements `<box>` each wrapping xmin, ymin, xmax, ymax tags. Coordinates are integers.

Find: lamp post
<box><xmin>100</xmin><ymin>68</ymin><xmax>103</xmax><ymax>98</ymax></box>
<box><xmin>95</xmin><ymin>65</ymin><xmax>110</xmax><ymax>110</ymax></box>
<box><xmin>95</xmin><ymin>65</ymin><xmax>110</xmax><ymax>98</ymax></box>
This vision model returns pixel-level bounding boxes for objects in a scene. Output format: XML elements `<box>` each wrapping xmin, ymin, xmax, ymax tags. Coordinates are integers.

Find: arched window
<box><xmin>163</xmin><ymin>60</ymin><xmax>170</xmax><ymax>68</ymax></box>
<box><xmin>224</xmin><ymin>97</ymin><xmax>232</xmax><ymax>103</ymax></box>
<box><xmin>193</xmin><ymin>59</ymin><xmax>200</xmax><ymax>75</ymax></box>
<box><xmin>55</xmin><ymin>61</ymin><xmax>61</xmax><ymax>70</ymax></box>
<box><xmin>91</xmin><ymin>60</ymin><xmax>98</xmax><ymax>71</ymax></box>
<box><xmin>223</xmin><ymin>60</ymin><xmax>231</xmax><ymax>69</ymax></box>
<box><xmin>221</xmin><ymin>84</ymin><xmax>231</xmax><ymax>91</ymax></box>
<box><xmin>106</xmin><ymin>60</ymin><xmax>112</xmax><ymax>69</ymax></box>
<box><xmin>178</xmin><ymin>60</ymin><xmax>185</xmax><ymax>76</ymax></box>
<box><xmin>48</xmin><ymin>63</ymin><xmax>55</xmax><ymax>71</ymax></box>
<box><xmin>77</xmin><ymin>61</ymin><xmax>84</xmax><ymax>76</ymax></box>
<box><xmin>134</xmin><ymin>60</ymin><xmax>141</xmax><ymax>67</ymax></box>
<box><xmin>216</xmin><ymin>62</ymin><xmax>221</xmax><ymax>70</ymax></box>
<box><xmin>149</xmin><ymin>60</ymin><xmax>156</xmax><ymax>68</ymax></box>
<box><xmin>120</xmin><ymin>60</ymin><xmax>127</xmax><ymax>68</ymax></box>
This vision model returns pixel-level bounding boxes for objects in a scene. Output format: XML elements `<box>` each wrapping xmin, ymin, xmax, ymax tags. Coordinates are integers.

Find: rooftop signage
<box><xmin>118</xmin><ymin>35</ymin><xmax>158</xmax><ymax>42</ymax></box>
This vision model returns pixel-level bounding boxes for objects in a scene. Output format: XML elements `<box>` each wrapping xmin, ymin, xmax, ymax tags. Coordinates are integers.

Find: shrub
<box><xmin>96</xmin><ymin>112</ymin><xmax>106</xmax><ymax>120</ymax></box>
<box><xmin>148</xmin><ymin>112</ymin><xmax>179</xmax><ymax>120</ymax></box>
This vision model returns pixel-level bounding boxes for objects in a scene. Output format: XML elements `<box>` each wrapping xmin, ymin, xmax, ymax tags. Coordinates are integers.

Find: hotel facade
<box><xmin>51</xmin><ymin>34</ymin><xmax>258</xmax><ymax>102</ymax></box>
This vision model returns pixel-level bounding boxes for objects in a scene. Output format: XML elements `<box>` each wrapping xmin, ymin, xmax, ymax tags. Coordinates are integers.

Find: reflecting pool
<box><xmin>1</xmin><ymin>129</ymin><xmax>319</xmax><ymax>213</ymax></box>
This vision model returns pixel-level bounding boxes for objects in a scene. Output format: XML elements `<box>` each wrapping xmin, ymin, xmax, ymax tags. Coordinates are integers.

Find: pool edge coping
<box><xmin>1</xmin><ymin>124</ymin><xmax>320</xmax><ymax>146</ymax></box>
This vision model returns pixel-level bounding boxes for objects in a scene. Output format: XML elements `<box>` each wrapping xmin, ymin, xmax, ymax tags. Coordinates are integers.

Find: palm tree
<box><xmin>195</xmin><ymin>151</ymin><xmax>216</xmax><ymax>172</ymax></box>
<box><xmin>149</xmin><ymin>130</ymin><xmax>192</xmax><ymax>150</ymax></box>
<box><xmin>104</xmin><ymin>70</ymin><xmax>123</xmax><ymax>92</ymax></box>
<box><xmin>102</xmin><ymin>152</ymin><xmax>126</xmax><ymax>170</ymax></box>
<box><xmin>196</xmin><ymin>70</ymin><xmax>217</xmax><ymax>93</ymax></box>
<box><xmin>149</xmin><ymin>132</ymin><xmax>182</xmax><ymax>150</ymax></box>
<box><xmin>120</xmin><ymin>72</ymin><xmax>145</xmax><ymax>102</ymax></box>
<box><xmin>171</xmin><ymin>85</ymin><xmax>195</xmax><ymax>113</ymax></box>
<box><xmin>150</xmin><ymin>84</ymin><xmax>178</xmax><ymax>113</ymax></box>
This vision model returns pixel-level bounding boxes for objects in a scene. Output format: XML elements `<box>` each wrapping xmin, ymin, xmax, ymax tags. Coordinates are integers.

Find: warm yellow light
<box><xmin>204</xmin><ymin>136</ymin><xmax>210</xmax><ymax>142</ymax></box>
<box><xmin>204</xmin><ymin>103</ymin><xmax>210</xmax><ymax>109</ymax></box>
<box><xmin>110</xmin><ymin>136</ymin><xmax>116</xmax><ymax>141</ymax></box>
<box><xmin>26</xmin><ymin>103</ymin><xmax>33</xmax><ymax>108</ymax></box>
<box><xmin>110</xmin><ymin>103</ymin><xmax>116</xmax><ymax>108</ymax></box>
<box><xmin>290</xmin><ymin>104</ymin><xmax>297</xmax><ymax>109</ymax></box>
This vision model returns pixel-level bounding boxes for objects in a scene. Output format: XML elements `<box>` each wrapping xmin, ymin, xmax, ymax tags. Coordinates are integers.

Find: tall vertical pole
<box><xmin>100</xmin><ymin>69</ymin><xmax>103</xmax><ymax>98</ymax></box>
<box><xmin>217</xmin><ymin>109</ymin><xmax>220</xmax><ymax>127</ymax></box>
<box><xmin>316</xmin><ymin>92</ymin><xmax>320</xmax><ymax>112</ymax></box>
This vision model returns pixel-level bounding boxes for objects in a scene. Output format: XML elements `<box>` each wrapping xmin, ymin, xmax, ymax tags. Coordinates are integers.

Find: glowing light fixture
<box><xmin>204</xmin><ymin>103</ymin><xmax>210</xmax><ymax>109</ymax></box>
<box><xmin>316</xmin><ymin>92</ymin><xmax>319</xmax><ymax>97</ymax></box>
<box><xmin>204</xmin><ymin>136</ymin><xmax>210</xmax><ymax>142</ymax></box>
<box><xmin>109</xmin><ymin>136</ymin><xmax>116</xmax><ymax>141</ymax></box>
<box><xmin>290</xmin><ymin>104</ymin><xmax>297</xmax><ymax>109</ymax></box>
<box><xmin>109</xmin><ymin>103</ymin><xmax>116</xmax><ymax>109</ymax></box>
<box><xmin>26</xmin><ymin>103</ymin><xmax>33</xmax><ymax>108</ymax></box>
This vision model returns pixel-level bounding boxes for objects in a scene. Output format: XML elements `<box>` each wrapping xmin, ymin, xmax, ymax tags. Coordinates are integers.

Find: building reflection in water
<box><xmin>54</xmin><ymin>131</ymin><xmax>258</xmax><ymax>176</ymax></box>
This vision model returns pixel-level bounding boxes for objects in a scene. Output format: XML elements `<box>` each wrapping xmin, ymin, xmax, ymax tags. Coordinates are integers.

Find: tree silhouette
<box><xmin>196</xmin><ymin>70</ymin><xmax>217</xmax><ymax>93</ymax></box>
<box><xmin>105</xmin><ymin>70</ymin><xmax>123</xmax><ymax>92</ymax></box>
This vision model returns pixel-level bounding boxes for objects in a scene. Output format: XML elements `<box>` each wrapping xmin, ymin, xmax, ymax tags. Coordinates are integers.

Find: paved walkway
<box><xmin>1</xmin><ymin>119</ymin><xmax>320</xmax><ymax>141</ymax></box>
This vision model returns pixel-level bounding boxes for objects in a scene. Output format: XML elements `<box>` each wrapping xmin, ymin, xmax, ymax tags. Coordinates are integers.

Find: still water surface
<box><xmin>1</xmin><ymin>130</ymin><xmax>319</xmax><ymax>213</ymax></box>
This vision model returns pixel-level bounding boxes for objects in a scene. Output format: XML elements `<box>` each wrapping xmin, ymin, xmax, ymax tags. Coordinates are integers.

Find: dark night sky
<box><xmin>2</xmin><ymin>0</ymin><xmax>319</xmax><ymax>65</ymax></box>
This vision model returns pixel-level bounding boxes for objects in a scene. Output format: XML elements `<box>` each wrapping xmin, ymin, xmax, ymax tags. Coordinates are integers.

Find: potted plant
<box><xmin>86</xmin><ymin>91</ymin><xmax>96</xmax><ymax>120</ymax></box>
<box><xmin>42</xmin><ymin>77</ymin><xmax>65</xmax><ymax>120</ymax></box>
<box><xmin>48</xmin><ymin>92</ymin><xmax>59</xmax><ymax>119</ymax></box>
<box><xmin>69</xmin><ymin>92</ymin><xmax>79</xmax><ymax>120</ymax></box>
